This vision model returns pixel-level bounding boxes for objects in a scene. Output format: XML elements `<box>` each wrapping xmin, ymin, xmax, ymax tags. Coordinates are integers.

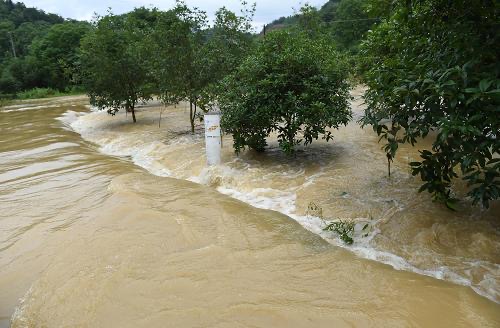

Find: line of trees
<box><xmin>80</xmin><ymin>2</ymin><xmax>255</xmax><ymax>129</ymax></box>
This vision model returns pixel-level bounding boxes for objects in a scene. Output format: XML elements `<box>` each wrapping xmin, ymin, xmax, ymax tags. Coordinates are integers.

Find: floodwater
<box><xmin>0</xmin><ymin>91</ymin><xmax>499</xmax><ymax>327</ymax></box>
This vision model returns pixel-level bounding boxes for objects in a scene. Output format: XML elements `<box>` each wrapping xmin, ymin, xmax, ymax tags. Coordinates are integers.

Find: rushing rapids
<box><xmin>0</xmin><ymin>92</ymin><xmax>499</xmax><ymax>327</ymax></box>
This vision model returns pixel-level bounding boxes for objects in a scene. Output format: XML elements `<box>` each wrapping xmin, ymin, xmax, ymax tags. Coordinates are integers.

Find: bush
<box><xmin>17</xmin><ymin>87</ymin><xmax>59</xmax><ymax>99</ymax></box>
<box><xmin>218</xmin><ymin>30</ymin><xmax>352</xmax><ymax>154</ymax></box>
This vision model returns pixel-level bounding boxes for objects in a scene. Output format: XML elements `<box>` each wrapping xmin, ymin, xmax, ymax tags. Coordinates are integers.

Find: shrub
<box><xmin>218</xmin><ymin>30</ymin><xmax>352</xmax><ymax>154</ymax></box>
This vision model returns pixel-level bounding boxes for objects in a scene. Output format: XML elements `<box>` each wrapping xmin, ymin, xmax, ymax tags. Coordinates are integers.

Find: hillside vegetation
<box><xmin>0</xmin><ymin>0</ymin><xmax>90</xmax><ymax>98</ymax></box>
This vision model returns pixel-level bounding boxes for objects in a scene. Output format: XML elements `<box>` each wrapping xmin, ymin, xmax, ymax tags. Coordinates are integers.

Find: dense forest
<box><xmin>0</xmin><ymin>0</ymin><xmax>90</xmax><ymax>98</ymax></box>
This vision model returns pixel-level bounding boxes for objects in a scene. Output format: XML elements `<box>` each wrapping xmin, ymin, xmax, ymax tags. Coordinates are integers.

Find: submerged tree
<box><xmin>219</xmin><ymin>29</ymin><xmax>351</xmax><ymax>154</ymax></box>
<box><xmin>80</xmin><ymin>9</ymin><xmax>156</xmax><ymax>123</ymax></box>
<box><xmin>361</xmin><ymin>0</ymin><xmax>499</xmax><ymax>208</ymax></box>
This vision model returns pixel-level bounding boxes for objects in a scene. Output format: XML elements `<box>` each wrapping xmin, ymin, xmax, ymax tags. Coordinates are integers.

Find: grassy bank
<box><xmin>16</xmin><ymin>87</ymin><xmax>85</xmax><ymax>100</ymax></box>
<box><xmin>0</xmin><ymin>87</ymin><xmax>86</xmax><ymax>107</ymax></box>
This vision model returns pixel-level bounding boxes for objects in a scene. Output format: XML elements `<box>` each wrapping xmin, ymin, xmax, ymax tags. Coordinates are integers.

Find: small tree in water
<box><xmin>80</xmin><ymin>9</ymin><xmax>156</xmax><ymax>123</ymax></box>
<box><xmin>218</xmin><ymin>29</ymin><xmax>351</xmax><ymax>154</ymax></box>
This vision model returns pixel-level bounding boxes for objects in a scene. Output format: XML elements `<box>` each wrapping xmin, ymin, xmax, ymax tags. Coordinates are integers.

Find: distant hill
<box><xmin>0</xmin><ymin>0</ymin><xmax>65</xmax><ymax>59</ymax></box>
<box><xmin>264</xmin><ymin>0</ymin><xmax>341</xmax><ymax>33</ymax></box>
<box><xmin>262</xmin><ymin>0</ymin><xmax>378</xmax><ymax>52</ymax></box>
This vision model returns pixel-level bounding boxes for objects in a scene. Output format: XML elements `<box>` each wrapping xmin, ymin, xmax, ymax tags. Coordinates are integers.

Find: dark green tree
<box><xmin>146</xmin><ymin>2</ymin><xmax>208</xmax><ymax>132</ymax></box>
<box><xmin>361</xmin><ymin>0</ymin><xmax>499</xmax><ymax>208</ymax></box>
<box><xmin>148</xmin><ymin>1</ymin><xmax>254</xmax><ymax>133</ymax></box>
<box><xmin>219</xmin><ymin>30</ymin><xmax>351</xmax><ymax>154</ymax></box>
<box><xmin>194</xmin><ymin>3</ymin><xmax>256</xmax><ymax>114</ymax></box>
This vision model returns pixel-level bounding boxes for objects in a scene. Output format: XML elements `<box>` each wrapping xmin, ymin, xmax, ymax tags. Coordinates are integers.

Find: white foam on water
<box><xmin>56</xmin><ymin>110</ymin><xmax>86</xmax><ymax>130</ymax></box>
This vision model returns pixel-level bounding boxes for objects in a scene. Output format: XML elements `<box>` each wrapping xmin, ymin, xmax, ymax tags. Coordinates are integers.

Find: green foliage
<box><xmin>80</xmin><ymin>9</ymin><xmax>156</xmax><ymax>122</ymax></box>
<box><xmin>200</xmin><ymin>4</ymin><xmax>256</xmax><ymax>97</ymax></box>
<box><xmin>323</xmin><ymin>220</ymin><xmax>355</xmax><ymax>245</ymax></box>
<box><xmin>14</xmin><ymin>86</ymin><xmax>83</xmax><ymax>99</ymax></box>
<box><xmin>17</xmin><ymin>87</ymin><xmax>59</xmax><ymax>99</ymax></box>
<box><xmin>331</xmin><ymin>0</ymin><xmax>373</xmax><ymax>51</ymax></box>
<box><xmin>218</xmin><ymin>29</ymin><xmax>351</xmax><ymax>154</ymax></box>
<box><xmin>30</xmin><ymin>21</ymin><xmax>91</xmax><ymax>90</ymax></box>
<box><xmin>0</xmin><ymin>0</ymin><xmax>64</xmax><ymax>61</ymax></box>
<box><xmin>0</xmin><ymin>1</ymin><xmax>89</xmax><ymax>97</ymax></box>
<box><xmin>146</xmin><ymin>0</ymin><xmax>254</xmax><ymax>132</ymax></box>
<box><xmin>361</xmin><ymin>0</ymin><xmax>499</xmax><ymax>208</ymax></box>
<box><xmin>265</xmin><ymin>0</ymin><xmax>378</xmax><ymax>52</ymax></box>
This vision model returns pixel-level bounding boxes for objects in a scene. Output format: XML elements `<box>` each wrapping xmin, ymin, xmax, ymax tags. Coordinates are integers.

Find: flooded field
<box><xmin>0</xmin><ymin>92</ymin><xmax>499</xmax><ymax>327</ymax></box>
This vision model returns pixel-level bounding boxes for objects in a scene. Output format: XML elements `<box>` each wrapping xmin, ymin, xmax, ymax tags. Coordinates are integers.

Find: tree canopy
<box><xmin>218</xmin><ymin>29</ymin><xmax>351</xmax><ymax>154</ymax></box>
<box><xmin>80</xmin><ymin>9</ymin><xmax>156</xmax><ymax>123</ymax></box>
<box><xmin>361</xmin><ymin>0</ymin><xmax>499</xmax><ymax>208</ymax></box>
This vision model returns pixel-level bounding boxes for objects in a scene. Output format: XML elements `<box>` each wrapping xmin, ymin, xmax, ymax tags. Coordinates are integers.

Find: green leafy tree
<box><xmin>296</xmin><ymin>4</ymin><xmax>325</xmax><ymax>37</ymax></box>
<box><xmin>219</xmin><ymin>30</ymin><xmax>351</xmax><ymax>154</ymax></box>
<box><xmin>80</xmin><ymin>10</ymin><xmax>155</xmax><ymax>123</ymax></box>
<box><xmin>194</xmin><ymin>3</ymin><xmax>255</xmax><ymax>112</ymax></box>
<box><xmin>361</xmin><ymin>0</ymin><xmax>499</xmax><ymax>208</ymax></box>
<box><xmin>146</xmin><ymin>2</ymin><xmax>208</xmax><ymax>131</ymax></box>
<box><xmin>13</xmin><ymin>21</ymin><xmax>51</xmax><ymax>57</ymax></box>
<box><xmin>30</xmin><ymin>21</ymin><xmax>91</xmax><ymax>90</ymax></box>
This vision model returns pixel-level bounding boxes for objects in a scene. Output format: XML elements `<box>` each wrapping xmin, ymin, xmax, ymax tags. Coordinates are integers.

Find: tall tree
<box><xmin>148</xmin><ymin>1</ymin><xmax>254</xmax><ymax>133</ymax></box>
<box><xmin>331</xmin><ymin>0</ymin><xmax>373</xmax><ymax>51</ymax></box>
<box><xmin>146</xmin><ymin>2</ymin><xmax>208</xmax><ymax>131</ymax></box>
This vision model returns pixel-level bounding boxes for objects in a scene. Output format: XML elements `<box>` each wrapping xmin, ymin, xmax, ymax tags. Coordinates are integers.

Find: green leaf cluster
<box><xmin>0</xmin><ymin>0</ymin><xmax>90</xmax><ymax>98</ymax></box>
<box><xmin>323</xmin><ymin>220</ymin><xmax>355</xmax><ymax>244</ymax></box>
<box><xmin>361</xmin><ymin>0</ymin><xmax>499</xmax><ymax>208</ymax></box>
<box><xmin>218</xmin><ymin>29</ymin><xmax>352</xmax><ymax>154</ymax></box>
<box><xmin>80</xmin><ymin>9</ymin><xmax>155</xmax><ymax>122</ymax></box>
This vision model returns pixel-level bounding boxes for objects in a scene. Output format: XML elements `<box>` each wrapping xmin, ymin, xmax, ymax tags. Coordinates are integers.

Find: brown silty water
<box><xmin>0</xmin><ymin>90</ymin><xmax>498</xmax><ymax>327</ymax></box>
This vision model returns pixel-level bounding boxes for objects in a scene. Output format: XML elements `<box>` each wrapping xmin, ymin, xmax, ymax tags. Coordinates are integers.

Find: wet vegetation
<box><xmin>1</xmin><ymin>0</ymin><xmax>498</xmax><ymax>208</ymax></box>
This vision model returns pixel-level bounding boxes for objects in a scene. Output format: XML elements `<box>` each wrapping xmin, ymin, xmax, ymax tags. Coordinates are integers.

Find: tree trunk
<box><xmin>288</xmin><ymin>132</ymin><xmax>294</xmax><ymax>149</ymax></box>
<box><xmin>387</xmin><ymin>153</ymin><xmax>392</xmax><ymax>177</ymax></box>
<box><xmin>131</xmin><ymin>105</ymin><xmax>137</xmax><ymax>123</ymax></box>
<box><xmin>189</xmin><ymin>101</ymin><xmax>195</xmax><ymax>133</ymax></box>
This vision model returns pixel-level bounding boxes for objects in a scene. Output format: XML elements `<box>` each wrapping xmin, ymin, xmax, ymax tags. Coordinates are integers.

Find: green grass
<box><xmin>16</xmin><ymin>87</ymin><xmax>84</xmax><ymax>100</ymax></box>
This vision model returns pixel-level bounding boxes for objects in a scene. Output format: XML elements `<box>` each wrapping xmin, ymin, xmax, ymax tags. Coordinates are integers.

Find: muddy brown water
<box><xmin>0</xmin><ymin>91</ymin><xmax>499</xmax><ymax>327</ymax></box>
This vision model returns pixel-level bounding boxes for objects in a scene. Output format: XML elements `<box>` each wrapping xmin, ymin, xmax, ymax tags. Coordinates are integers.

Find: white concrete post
<box><xmin>204</xmin><ymin>112</ymin><xmax>222</xmax><ymax>166</ymax></box>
